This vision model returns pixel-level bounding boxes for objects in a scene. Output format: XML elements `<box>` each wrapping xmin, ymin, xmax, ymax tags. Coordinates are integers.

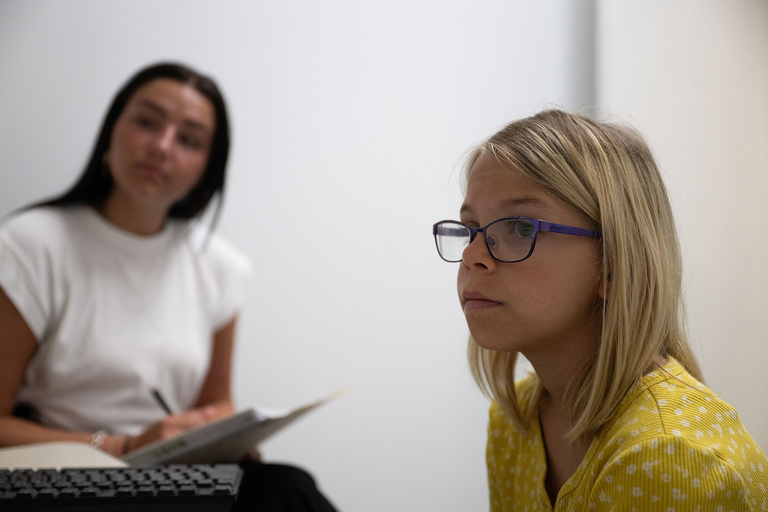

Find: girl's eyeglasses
<box><xmin>432</xmin><ymin>217</ymin><xmax>600</xmax><ymax>263</ymax></box>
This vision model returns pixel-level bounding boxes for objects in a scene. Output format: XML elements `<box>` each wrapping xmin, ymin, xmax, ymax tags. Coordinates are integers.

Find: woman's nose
<box><xmin>152</xmin><ymin>125</ymin><xmax>176</xmax><ymax>153</ymax></box>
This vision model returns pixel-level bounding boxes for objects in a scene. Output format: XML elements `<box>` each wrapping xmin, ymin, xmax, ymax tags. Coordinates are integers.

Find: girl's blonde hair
<box><xmin>467</xmin><ymin>109</ymin><xmax>702</xmax><ymax>440</ymax></box>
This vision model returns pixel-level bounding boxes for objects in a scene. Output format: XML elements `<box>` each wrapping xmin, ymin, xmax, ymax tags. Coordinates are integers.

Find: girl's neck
<box><xmin>526</xmin><ymin>346</ymin><xmax>592</xmax><ymax>408</ymax></box>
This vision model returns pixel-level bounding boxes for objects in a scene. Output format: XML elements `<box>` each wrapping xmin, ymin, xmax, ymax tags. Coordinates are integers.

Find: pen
<box><xmin>150</xmin><ymin>387</ymin><xmax>173</xmax><ymax>415</ymax></box>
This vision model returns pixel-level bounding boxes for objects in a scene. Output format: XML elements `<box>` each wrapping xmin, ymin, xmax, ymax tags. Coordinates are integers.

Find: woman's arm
<box><xmin>196</xmin><ymin>316</ymin><xmax>262</xmax><ymax>460</ymax></box>
<box><xmin>0</xmin><ymin>286</ymin><xmax>129</xmax><ymax>456</ymax></box>
<box><xmin>195</xmin><ymin>316</ymin><xmax>238</xmax><ymax>415</ymax></box>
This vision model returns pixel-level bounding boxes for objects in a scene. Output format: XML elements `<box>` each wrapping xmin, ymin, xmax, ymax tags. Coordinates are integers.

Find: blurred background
<box><xmin>1</xmin><ymin>1</ymin><xmax>766</xmax><ymax>510</ymax></box>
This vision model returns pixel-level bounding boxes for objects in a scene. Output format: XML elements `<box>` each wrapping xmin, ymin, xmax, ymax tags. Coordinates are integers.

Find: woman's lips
<box><xmin>139</xmin><ymin>163</ymin><xmax>165</xmax><ymax>181</ymax></box>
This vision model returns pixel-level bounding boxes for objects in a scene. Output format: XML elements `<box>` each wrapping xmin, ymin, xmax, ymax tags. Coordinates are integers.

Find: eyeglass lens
<box><xmin>435</xmin><ymin>219</ymin><xmax>535</xmax><ymax>262</ymax></box>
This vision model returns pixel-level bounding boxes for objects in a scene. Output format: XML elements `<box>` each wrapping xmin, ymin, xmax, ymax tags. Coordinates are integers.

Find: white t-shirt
<box><xmin>0</xmin><ymin>205</ymin><xmax>252</xmax><ymax>436</ymax></box>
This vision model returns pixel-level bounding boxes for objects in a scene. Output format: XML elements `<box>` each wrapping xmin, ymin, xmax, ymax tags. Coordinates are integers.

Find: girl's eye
<box><xmin>515</xmin><ymin>221</ymin><xmax>535</xmax><ymax>238</ymax></box>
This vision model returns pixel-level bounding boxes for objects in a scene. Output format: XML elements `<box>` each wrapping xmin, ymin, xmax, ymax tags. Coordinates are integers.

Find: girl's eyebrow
<box><xmin>460</xmin><ymin>197</ymin><xmax>548</xmax><ymax>215</ymax></box>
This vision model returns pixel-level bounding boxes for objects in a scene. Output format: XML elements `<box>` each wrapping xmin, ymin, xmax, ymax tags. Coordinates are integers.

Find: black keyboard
<box><xmin>0</xmin><ymin>463</ymin><xmax>242</xmax><ymax>511</ymax></box>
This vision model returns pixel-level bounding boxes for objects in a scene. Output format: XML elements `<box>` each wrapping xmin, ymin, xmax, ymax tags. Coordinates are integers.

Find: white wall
<box><xmin>0</xmin><ymin>1</ymin><xmax>595</xmax><ymax>510</ymax></box>
<box><xmin>4</xmin><ymin>1</ymin><xmax>766</xmax><ymax>509</ymax></box>
<box><xmin>596</xmin><ymin>0</ymin><xmax>768</xmax><ymax>447</ymax></box>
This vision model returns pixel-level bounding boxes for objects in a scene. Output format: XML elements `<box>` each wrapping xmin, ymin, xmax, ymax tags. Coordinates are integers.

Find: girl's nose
<box><xmin>462</xmin><ymin>232</ymin><xmax>495</xmax><ymax>270</ymax></box>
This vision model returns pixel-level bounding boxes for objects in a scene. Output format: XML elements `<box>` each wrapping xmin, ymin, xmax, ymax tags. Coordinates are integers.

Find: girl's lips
<box><xmin>462</xmin><ymin>292</ymin><xmax>501</xmax><ymax>310</ymax></box>
<box><xmin>464</xmin><ymin>298</ymin><xmax>501</xmax><ymax>310</ymax></box>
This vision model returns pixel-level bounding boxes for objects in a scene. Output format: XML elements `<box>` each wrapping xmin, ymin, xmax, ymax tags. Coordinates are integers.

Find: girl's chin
<box><xmin>469</xmin><ymin>333</ymin><xmax>516</xmax><ymax>353</ymax></box>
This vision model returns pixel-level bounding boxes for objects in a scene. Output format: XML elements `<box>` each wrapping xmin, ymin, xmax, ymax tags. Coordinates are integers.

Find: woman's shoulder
<box><xmin>0</xmin><ymin>206</ymin><xmax>85</xmax><ymax>249</ymax></box>
<box><xmin>185</xmin><ymin>223</ymin><xmax>252</xmax><ymax>277</ymax></box>
<box><xmin>2</xmin><ymin>205</ymin><xmax>67</xmax><ymax>229</ymax></box>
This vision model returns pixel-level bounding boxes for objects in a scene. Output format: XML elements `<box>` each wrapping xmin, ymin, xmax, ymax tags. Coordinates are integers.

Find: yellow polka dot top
<box><xmin>486</xmin><ymin>358</ymin><xmax>768</xmax><ymax>511</ymax></box>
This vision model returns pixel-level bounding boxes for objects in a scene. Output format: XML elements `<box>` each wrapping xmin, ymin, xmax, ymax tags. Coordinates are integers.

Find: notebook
<box><xmin>121</xmin><ymin>388</ymin><xmax>344</xmax><ymax>466</ymax></box>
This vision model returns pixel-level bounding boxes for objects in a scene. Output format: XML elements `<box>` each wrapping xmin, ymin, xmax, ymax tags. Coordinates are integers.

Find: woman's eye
<box><xmin>136</xmin><ymin>115</ymin><xmax>158</xmax><ymax>129</ymax></box>
<box><xmin>178</xmin><ymin>134</ymin><xmax>202</xmax><ymax>149</ymax></box>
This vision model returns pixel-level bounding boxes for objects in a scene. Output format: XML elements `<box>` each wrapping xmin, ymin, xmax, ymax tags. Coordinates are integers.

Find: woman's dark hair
<box><xmin>36</xmin><ymin>62</ymin><xmax>230</xmax><ymax>221</ymax></box>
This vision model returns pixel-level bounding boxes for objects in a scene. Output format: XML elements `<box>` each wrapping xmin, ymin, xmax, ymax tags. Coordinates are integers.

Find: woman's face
<box><xmin>106</xmin><ymin>78</ymin><xmax>215</xmax><ymax>214</ymax></box>
<box><xmin>457</xmin><ymin>153</ymin><xmax>605</xmax><ymax>361</ymax></box>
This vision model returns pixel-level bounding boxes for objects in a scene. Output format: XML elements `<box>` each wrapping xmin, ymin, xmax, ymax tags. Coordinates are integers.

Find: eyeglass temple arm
<box><xmin>540</xmin><ymin>221</ymin><xmax>601</xmax><ymax>239</ymax></box>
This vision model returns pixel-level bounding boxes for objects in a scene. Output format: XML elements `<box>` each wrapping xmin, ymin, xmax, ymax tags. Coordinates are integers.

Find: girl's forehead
<box><xmin>463</xmin><ymin>154</ymin><xmax>583</xmax><ymax>224</ymax></box>
<box><xmin>466</xmin><ymin>156</ymin><xmax>547</xmax><ymax>201</ymax></box>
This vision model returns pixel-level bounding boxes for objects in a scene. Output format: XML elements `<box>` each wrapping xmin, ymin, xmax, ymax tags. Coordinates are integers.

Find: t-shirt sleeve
<box><xmin>200</xmin><ymin>232</ymin><xmax>253</xmax><ymax>330</ymax></box>
<box><xmin>0</xmin><ymin>213</ymin><xmax>57</xmax><ymax>341</ymax></box>
<box><xmin>588</xmin><ymin>435</ymin><xmax>753</xmax><ymax>510</ymax></box>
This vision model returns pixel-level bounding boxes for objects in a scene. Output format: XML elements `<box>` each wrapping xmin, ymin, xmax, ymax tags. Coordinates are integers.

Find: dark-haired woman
<box><xmin>0</xmin><ymin>62</ymin><xmax>337</xmax><ymax>511</ymax></box>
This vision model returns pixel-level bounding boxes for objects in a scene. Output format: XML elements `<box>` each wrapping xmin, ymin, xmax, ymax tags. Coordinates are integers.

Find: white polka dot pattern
<box><xmin>486</xmin><ymin>359</ymin><xmax>768</xmax><ymax>511</ymax></box>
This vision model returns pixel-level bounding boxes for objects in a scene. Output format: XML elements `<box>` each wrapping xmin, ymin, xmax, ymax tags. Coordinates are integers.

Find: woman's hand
<box><xmin>243</xmin><ymin>447</ymin><xmax>262</xmax><ymax>461</ymax></box>
<box><xmin>125</xmin><ymin>403</ymin><xmax>233</xmax><ymax>453</ymax></box>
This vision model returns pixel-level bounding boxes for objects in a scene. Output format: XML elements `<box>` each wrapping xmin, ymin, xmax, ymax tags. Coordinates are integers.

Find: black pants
<box><xmin>232</xmin><ymin>461</ymin><xmax>339</xmax><ymax>512</ymax></box>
